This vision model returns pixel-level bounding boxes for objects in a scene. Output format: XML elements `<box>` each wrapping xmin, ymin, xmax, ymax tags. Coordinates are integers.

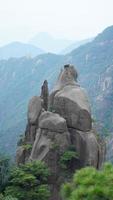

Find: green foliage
<box><xmin>4</xmin><ymin>161</ymin><xmax>50</xmax><ymax>200</ymax></box>
<box><xmin>0</xmin><ymin>194</ymin><xmax>4</xmax><ymax>200</ymax></box>
<box><xmin>50</xmin><ymin>143</ymin><xmax>59</xmax><ymax>150</ymax></box>
<box><xmin>0</xmin><ymin>155</ymin><xmax>10</xmax><ymax>192</ymax></box>
<box><xmin>21</xmin><ymin>144</ymin><xmax>32</xmax><ymax>151</ymax></box>
<box><xmin>0</xmin><ymin>194</ymin><xmax>18</xmax><ymax>200</ymax></box>
<box><xmin>59</xmin><ymin>147</ymin><xmax>78</xmax><ymax>169</ymax></box>
<box><xmin>61</xmin><ymin>163</ymin><xmax>113</xmax><ymax>200</ymax></box>
<box><xmin>48</xmin><ymin>105</ymin><xmax>55</xmax><ymax>112</ymax></box>
<box><xmin>4</xmin><ymin>196</ymin><xmax>18</xmax><ymax>200</ymax></box>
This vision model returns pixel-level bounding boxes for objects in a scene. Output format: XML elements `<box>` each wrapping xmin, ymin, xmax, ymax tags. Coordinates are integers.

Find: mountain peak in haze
<box><xmin>29</xmin><ymin>32</ymin><xmax>73</xmax><ymax>53</ymax></box>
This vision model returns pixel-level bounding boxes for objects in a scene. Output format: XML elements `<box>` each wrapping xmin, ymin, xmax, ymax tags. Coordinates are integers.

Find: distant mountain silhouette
<box><xmin>29</xmin><ymin>32</ymin><xmax>73</xmax><ymax>53</ymax></box>
<box><xmin>0</xmin><ymin>42</ymin><xmax>45</xmax><ymax>60</ymax></box>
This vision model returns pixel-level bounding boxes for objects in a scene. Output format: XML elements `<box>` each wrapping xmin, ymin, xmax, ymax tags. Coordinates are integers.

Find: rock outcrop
<box><xmin>16</xmin><ymin>64</ymin><xmax>104</xmax><ymax>200</ymax></box>
<box><xmin>30</xmin><ymin>111</ymin><xmax>70</xmax><ymax>161</ymax></box>
<box><xmin>41</xmin><ymin>80</ymin><xmax>49</xmax><ymax>111</ymax></box>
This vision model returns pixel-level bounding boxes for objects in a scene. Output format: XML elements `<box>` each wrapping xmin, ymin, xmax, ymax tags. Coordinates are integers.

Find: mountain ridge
<box><xmin>0</xmin><ymin>41</ymin><xmax>45</xmax><ymax>60</ymax></box>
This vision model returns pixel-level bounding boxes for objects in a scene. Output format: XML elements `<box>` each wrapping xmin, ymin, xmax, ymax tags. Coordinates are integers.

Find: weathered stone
<box><xmin>16</xmin><ymin>146</ymin><xmax>25</xmax><ymax>165</ymax></box>
<box><xmin>25</xmin><ymin>124</ymin><xmax>37</xmax><ymax>144</ymax></box>
<box><xmin>69</xmin><ymin>128</ymin><xmax>100</xmax><ymax>168</ymax></box>
<box><xmin>16</xmin><ymin>146</ymin><xmax>31</xmax><ymax>165</ymax></box>
<box><xmin>49</xmin><ymin>65</ymin><xmax>79</xmax><ymax>108</ymax></box>
<box><xmin>41</xmin><ymin>80</ymin><xmax>49</xmax><ymax>110</ymax></box>
<box><xmin>39</xmin><ymin>111</ymin><xmax>68</xmax><ymax>133</ymax></box>
<box><xmin>30</xmin><ymin>112</ymin><xmax>71</xmax><ymax>200</ymax></box>
<box><xmin>49</xmin><ymin>65</ymin><xmax>92</xmax><ymax>131</ymax></box>
<box><xmin>52</xmin><ymin>64</ymin><xmax>78</xmax><ymax>91</ymax></box>
<box><xmin>30</xmin><ymin>112</ymin><xmax>70</xmax><ymax>161</ymax></box>
<box><xmin>52</xmin><ymin>85</ymin><xmax>92</xmax><ymax>131</ymax></box>
<box><xmin>28</xmin><ymin>96</ymin><xmax>42</xmax><ymax>125</ymax></box>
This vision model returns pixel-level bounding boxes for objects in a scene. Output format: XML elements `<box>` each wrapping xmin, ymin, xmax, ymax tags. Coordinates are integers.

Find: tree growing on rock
<box><xmin>61</xmin><ymin>163</ymin><xmax>113</xmax><ymax>200</ymax></box>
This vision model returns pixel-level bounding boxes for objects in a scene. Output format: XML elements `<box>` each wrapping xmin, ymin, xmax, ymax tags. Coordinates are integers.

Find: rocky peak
<box><xmin>16</xmin><ymin>64</ymin><xmax>104</xmax><ymax>200</ymax></box>
<box><xmin>53</xmin><ymin>64</ymin><xmax>79</xmax><ymax>91</ymax></box>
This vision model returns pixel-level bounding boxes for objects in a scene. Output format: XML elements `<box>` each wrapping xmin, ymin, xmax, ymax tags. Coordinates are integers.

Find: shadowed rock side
<box><xmin>16</xmin><ymin>65</ymin><xmax>104</xmax><ymax>200</ymax></box>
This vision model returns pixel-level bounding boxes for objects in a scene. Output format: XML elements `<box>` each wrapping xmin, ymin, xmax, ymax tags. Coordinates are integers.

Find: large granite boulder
<box><xmin>30</xmin><ymin>111</ymin><xmax>70</xmax><ymax>161</ymax></box>
<box><xmin>28</xmin><ymin>96</ymin><xmax>42</xmax><ymax>125</ymax></box>
<box><xmin>39</xmin><ymin>111</ymin><xmax>68</xmax><ymax>133</ymax></box>
<box><xmin>52</xmin><ymin>85</ymin><xmax>91</xmax><ymax>131</ymax></box>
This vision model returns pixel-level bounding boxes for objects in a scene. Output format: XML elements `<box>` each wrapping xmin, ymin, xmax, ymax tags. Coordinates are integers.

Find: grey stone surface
<box><xmin>30</xmin><ymin>111</ymin><xmax>70</xmax><ymax>161</ymax></box>
<box><xmin>39</xmin><ymin>111</ymin><xmax>68</xmax><ymax>133</ymax></box>
<box><xmin>28</xmin><ymin>96</ymin><xmax>42</xmax><ymax>124</ymax></box>
<box><xmin>49</xmin><ymin>65</ymin><xmax>79</xmax><ymax>108</ymax></box>
<box><xmin>52</xmin><ymin>64</ymin><xmax>79</xmax><ymax>91</ymax></box>
<box><xmin>25</xmin><ymin>124</ymin><xmax>37</xmax><ymax>144</ymax></box>
<box><xmin>69</xmin><ymin>128</ymin><xmax>100</xmax><ymax>168</ymax></box>
<box><xmin>41</xmin><ymin>80</ymin><xmax>49</xmax><ymax>111</ymax></box>
<box><xmin>53</xmin><ymin>85</ymin><xmax>92</xmax><ymax>131</ymax></box>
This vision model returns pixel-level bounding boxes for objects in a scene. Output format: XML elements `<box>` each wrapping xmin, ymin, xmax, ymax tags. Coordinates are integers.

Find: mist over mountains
<box><xmin>0</xmin><ymin>33</ymin><xmax>92</xmax><ymax>60</ymax></box>
<box><xmin>29</xmin><ymin>32</ymin><xmax>73</xmax><ymax>53</ymax></box>
<box><xmin>0</xmin><ymin>25</ymin><xmax>113</xmax><ymax>156</ymax></box>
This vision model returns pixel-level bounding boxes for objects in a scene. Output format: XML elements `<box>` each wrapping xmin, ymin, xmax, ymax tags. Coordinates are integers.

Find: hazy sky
<box><xmin>0</xmin><ymin>0</ymin><xmax>113</xmax><ymax>45</ymax></box>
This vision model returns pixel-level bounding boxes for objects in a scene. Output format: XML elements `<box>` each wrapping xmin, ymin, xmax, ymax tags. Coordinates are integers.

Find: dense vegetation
<box><xmin>0</xmin><ymin>155</ymin><xmax>10</xmax><ymax>192</ymax></box>
<box><xmin>1</xmin><ymin>154</ymin><xmax>113</xmax><ymax>200</ymax></box>
<box><xmin>0</xmin><ymin>160</ymin><xmax>50</xmax><ymax>200</ymax></box>
<box><xmin>61</xmin><ymin>163</ymin><xmax>113</xmax><ymax>200</ymax></box>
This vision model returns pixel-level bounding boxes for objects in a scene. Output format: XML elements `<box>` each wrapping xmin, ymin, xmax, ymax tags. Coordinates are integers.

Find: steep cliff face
<box><xmin>16</xmin><ymin>65</ymin><xmax>104</xmax><ymax>200</ymax></box>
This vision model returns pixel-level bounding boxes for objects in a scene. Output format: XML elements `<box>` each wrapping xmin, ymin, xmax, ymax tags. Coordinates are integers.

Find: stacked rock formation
<box><xmin>16</xmin><ymin>65</ymin><xmax>103</xmax><ymax>200</ymax></box>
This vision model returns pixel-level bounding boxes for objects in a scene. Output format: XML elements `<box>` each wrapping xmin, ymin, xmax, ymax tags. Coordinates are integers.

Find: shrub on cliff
<box><xmin>61</xmin><ymin>163</ymin><xmax>113</xmax><ymax>200</ymax></box>
<box><xmin>4</xmin><ymin>161</ymin><xmax>50</xmax><ymax>200</ymax></box>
